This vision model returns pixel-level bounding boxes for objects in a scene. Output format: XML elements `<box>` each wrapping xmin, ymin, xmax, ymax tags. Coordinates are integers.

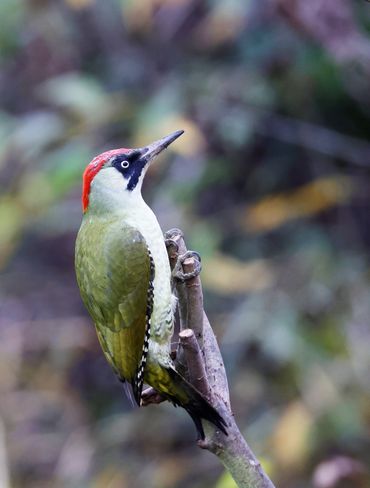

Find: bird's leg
<box><xmin>164</xmin><ymin>227</ymin><xmax>184</xmax><ymax>242</ymax></box>
<box><xmin>141</xmin><ymin>386</ymin><xmax>165</xmax><ymax>406</ymax></box>
<box><xmin>141</xmin><ymin>352</ymin><xmax>178</xmax><ymax>406</ymax></box>
<box><xmin>164</xmin><ymin>229</ymin><xmax>182</xmax><ymax>267</ymax></box>
<box><xmin>172</xmin><ymin>251</ymin><xmax>202</xmax><ymax>282</ymax></box>
<box><xmin>164</xmin><ymin>237</ymin><xmax>179</xmax><ymax>253</ymax></box>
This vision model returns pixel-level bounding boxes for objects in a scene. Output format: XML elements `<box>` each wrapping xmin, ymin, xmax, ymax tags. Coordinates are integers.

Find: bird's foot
<box><xmin>141</xmin><ymin>387</ymin><xmax>165</xmax><ymax>406</ymax></box>
<box><xmin>172</xmin><ymin>250</ymin><xmax>202</xmax><ymax>282</ymax></box>
<box><xmin>165</xmin><ymin>228</ymin><xmax>184</xmax><ymax>253</ymax></box>
<box><xmin>164</xmin><ymin>228</ymin><xmax>184</xmax><ymax>241</ymax></box>
<box><xmin>165</xmin><ymin>237</ymin><xmax>179</xmax><ymax>253</ymax></box>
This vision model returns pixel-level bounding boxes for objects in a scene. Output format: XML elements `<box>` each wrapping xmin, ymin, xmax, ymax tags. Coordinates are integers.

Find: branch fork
<box><xmin>142</xmin><ymin>228</ymin><xmax>275</xmax><ymax>488</ymax></box>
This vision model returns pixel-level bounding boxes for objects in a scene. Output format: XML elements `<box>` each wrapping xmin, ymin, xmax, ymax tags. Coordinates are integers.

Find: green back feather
<box><xmin>75</xmin><ymin>216</ymin><xmax>152</xmax><ymax>393</ymax></box>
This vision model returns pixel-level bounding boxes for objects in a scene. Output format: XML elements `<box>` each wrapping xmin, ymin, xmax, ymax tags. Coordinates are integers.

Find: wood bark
<box><xmin>163</xmin><ymin>228</ymin><xmax>275</xmax><ymax>488</ymax></box>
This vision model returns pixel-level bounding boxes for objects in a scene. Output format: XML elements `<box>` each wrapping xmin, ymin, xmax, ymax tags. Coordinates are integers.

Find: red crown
<box><xmin>82</xmin><ymin>148</ymin><xmax>129</xmax><ymax>212</ymax></box>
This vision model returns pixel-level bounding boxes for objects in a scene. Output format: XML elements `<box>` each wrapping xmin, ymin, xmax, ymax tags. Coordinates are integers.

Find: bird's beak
<box><xmin>139</xmin><ymin>130</ymin><xmax>184</xmax><ymax>163</ymax></box>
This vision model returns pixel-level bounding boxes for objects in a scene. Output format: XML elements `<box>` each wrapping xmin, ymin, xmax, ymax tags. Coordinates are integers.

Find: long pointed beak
<box><xmin>139</xmin><ymin>130</ymin><xmax>184</xmax><ymax>162</ymax></box>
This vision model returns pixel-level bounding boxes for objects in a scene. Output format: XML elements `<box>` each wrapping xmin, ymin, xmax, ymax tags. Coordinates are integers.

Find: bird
<box><xmin>75</xmin><ymin>130</ymin><xmax>226</xmax><ymax>439</ymax></box>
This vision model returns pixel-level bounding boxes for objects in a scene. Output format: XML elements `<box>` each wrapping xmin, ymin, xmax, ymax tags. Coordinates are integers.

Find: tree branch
<box><xmin>182</xmin><ymin>257</ymin><xmax>204</xmax><ymax>347</ymax></box>
<box><xmin>164</xmin><ymin>228</ymin><xmax>275</xmax><ymax>488</ymax></box>
<box><xmin>179</xmin><ymin>328</ymin><xmax>211</xmax><ymax>400</ymax></box>
<box><xmin>165</xmin><ymin>230</ymin><xmax>188</xmax><ymax>330</ymax></box>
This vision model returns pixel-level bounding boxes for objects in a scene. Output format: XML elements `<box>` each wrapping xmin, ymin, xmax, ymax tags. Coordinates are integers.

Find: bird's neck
<box><xmin>87</xmin><ymin>169</ymin><xmax>146</xmax><ymax>217</ymax></box>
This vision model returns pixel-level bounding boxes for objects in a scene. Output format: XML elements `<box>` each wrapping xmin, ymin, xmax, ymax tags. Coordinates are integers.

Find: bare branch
<box><xmin>182</xmin><ymin>256</ymin><xmax>204</xmax><ymax>347</ymax></box>
<box><xmin>166</xmin><ymin>229</ymin><xmax>230</xmax><ymax>406</ymax></box>
<box><xmin>165</xmin><ymin>228</ymin><xmax>276</xmax><ymax>488</ymax></box>
<box><xmin>165</xmin><ymin>229</ymin><xmax>188</xmax><ymax>330</ymax></box>
<box><xmin>202</xmin><ymin>312</ymin><xmax>230</xmax><ymax>409</ymax></box>
<box><xmin>179</xmin><ymin>328</ymin><xmax>211</xmax><ymax>400</ymax></box>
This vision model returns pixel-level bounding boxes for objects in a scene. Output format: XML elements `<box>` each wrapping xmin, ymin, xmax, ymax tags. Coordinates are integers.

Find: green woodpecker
<box><xmin>75</xmin><ymin>130</ymin><xmax>226</xmax><ymax>438</ymax></box>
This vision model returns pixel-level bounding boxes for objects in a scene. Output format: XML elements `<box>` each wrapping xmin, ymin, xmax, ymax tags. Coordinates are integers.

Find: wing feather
<box><xmin>75</xmin><ymin>219</ymin><xmax>154</xmax><ymax>402</ymax></box>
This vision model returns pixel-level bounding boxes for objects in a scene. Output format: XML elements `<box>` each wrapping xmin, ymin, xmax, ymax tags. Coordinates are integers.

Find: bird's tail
<box><xmin>156</xmin><ymin>366</ymin><xmax>228</xmax><ymax>439</ymax></box>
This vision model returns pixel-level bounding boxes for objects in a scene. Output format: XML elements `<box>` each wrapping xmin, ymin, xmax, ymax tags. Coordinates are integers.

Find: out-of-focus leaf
<box><xmin>188</xmin><ymin>221</ymin><xmax>222</xmax><ymax>257</ymax></box>
<box><xmin>197</xmin><ymin>0</ymin><xmax>248</xmax><ymax>47</ymax></box>
<box><xmin>42</xmin><ymin>143</ymin><xmax>93</xmax><ymax>197</ymax></box>
<box><xmin>271</xmin><ymin>401</ymin><xmax>313</xmax><ymax>469</ymax></box>
<box><xmin>216</xmin><ymin>108</ymin><xmax>256</xmax><ymax>147</ymax></box>
<box><xmin>202</xmin><ymin>253</ymin><xmax>274</xmax><ymax>294</ymax></box>
<box><xmin>37</xmin><ymin>74</ymin><xmax>113</xmax><ymax>125</ymax></box>
<box><xmin>0</xmin><ymin>198</ymin><xmax>23</xmax><ymax>268</ymax></box>
<box><xmin>312</xmin><ymin>456</ymin><xmax>369</xmax><ymax>488</ymax></box>
<box><xmin>18</xmin><ymin>172</ymin><xmax>53</xmax><ymax>212</ymax></box>
<box><xmin>215</xmin><ymin>470</ymin><xmax>237</xmax><ymax>488</ymax></box>
<box><xmin>133</xmin><ymin>84</ymin><xmax>205</xmax><ymax>157</ymax></box>
<box><xmin>314</xmin><ymin>399</ymin><xmax>364</xmax><ymax>442</ymax></box>
<box><xmin>226</xmin><ymin>292</ymin><xmax>301</xmax><ymax>362</ymax></box>
<box><xmin>121</xmin><ymin>0</ymin><xmax>193</xmax><ymax>32</ymax></box>
<box><xmin>7</xmin><ymin>112</ymin><xmax>65</xmax><ymax>161</ymax></box>
<box><xmin>64</xmin><ymin>0</ymin><xmax>94</xmax><ymax>9</ymax></box>
<box><xmin>0</xmin><ymin>0</ymin><xmax>24</xmax><ymax>55</ymax></box>
<box><xmin>153</xmin><ymin>457</ymin><xmax>189</xmax><ymax>488</ymax></box>
<box><xmin>242</xmin><ymin>176</ymin><xmax>353</xmax><ymax>233</ymax></box>
<box><xmin>302</xmin><ymin>365</ymin><xmax>339</xmax><ymax>414</ymax></box>
<box><xmin>135</xmin><ymin>114</ymin><xmax>205</xmax><ymax>157</ymax></box>
<box><xmin>0</xmin><ymin>112</ymin><xmax>15</xmax><ymax>165</ymax></box>
<box><xmin>92</xmin><ymin>467</ymin><xmax>129</xmax><ymax>488</ymax></box>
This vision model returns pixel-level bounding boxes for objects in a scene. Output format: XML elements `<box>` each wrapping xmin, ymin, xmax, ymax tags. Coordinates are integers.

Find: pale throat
<box><xmin>87</xmin><ymin>167</ymin><xmax>146</xmax><ymax>216</ymax></box>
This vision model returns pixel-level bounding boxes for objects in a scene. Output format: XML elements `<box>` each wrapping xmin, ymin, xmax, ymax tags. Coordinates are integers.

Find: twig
<box><xmin>202</xmin><ymin>312</ymin><xmax>230</xmax><ymax>409</ymax></box>
<box><xmin>165</xmin><ymin>229</ymin><xmax>188</xmax><ymax>330</ymax></box>
<box><xmin>182</xmin><ymin>257</ymin><xmax>204</xmax><ymax>347</ymax></box>
<box><xmin>179</xmin><ymin>328</ymin><xmax>211</xmax><ymax>400</ymax></box>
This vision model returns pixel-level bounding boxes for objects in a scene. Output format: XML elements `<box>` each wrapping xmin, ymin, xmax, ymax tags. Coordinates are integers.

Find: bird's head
<box><xmin>81</xmin><ymin>130</ymin><xmax>184</xmax><ymax>213</ymax></box>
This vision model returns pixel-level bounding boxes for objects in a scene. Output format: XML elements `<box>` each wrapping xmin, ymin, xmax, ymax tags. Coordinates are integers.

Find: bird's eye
<box><xmin>121</xmin><ymin>160</ymin><xmax>129</xmax><ymax>169</ymax></box>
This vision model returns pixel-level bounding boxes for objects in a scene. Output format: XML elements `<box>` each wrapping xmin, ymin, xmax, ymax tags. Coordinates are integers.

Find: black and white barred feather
<box><xmin>132</xmin><ymin>249</ymin><xmax>155</xmax><ymax>404</ymax></box>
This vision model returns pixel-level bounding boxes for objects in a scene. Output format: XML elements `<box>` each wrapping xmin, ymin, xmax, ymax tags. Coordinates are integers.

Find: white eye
<box><xmin>121</xmin><ymin>160</ymin><xmax>129</xmax><ymax>169</ymax></box>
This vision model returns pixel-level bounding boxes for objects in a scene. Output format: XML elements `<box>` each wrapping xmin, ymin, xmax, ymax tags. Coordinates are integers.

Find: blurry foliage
<box><xmin>243</xmin><ymin>175</ymin><xmax>352</xmax><ymax>233</ymax></box>
<box><xmin>0</xmin><ymin>0</ymin><xmax>370</xmax><ymax>487</ymax></box>
<box><xmin>215</xmin><ymin>471</ymin><xmax>238</xmax><ymax>488</ymax></box>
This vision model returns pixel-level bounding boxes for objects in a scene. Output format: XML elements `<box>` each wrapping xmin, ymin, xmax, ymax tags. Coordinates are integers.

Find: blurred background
<box><xmin>1</xmin><ymin>0</ymin><xmax>370</xmax><ymax>487</ymax></box>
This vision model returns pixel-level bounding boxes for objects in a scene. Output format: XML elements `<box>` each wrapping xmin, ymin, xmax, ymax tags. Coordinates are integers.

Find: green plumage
<box><xmin>75</xmin><ymin>212</ymin><xmax>227</xmax><ymax>437</ymax></box>
<box><xmin>75</xmin><ymin>216</ymin><xmax>151</xmax><ymax>388</ymax></box>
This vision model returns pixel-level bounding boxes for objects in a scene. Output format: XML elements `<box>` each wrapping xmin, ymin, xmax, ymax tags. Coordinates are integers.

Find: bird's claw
<box><xmin>165</xmin><ymin>238</ymin><xmax>179</xmax><ymax>253</ymax></box>
<box><xmin>186</xmin><ymin>250</ymin><xmax>202</xmax><ymax>263</ymax></box>
<box><xmin>164</xmin><ymin>228</ymin><xmax>183</xmax><ymax>241</ymax></box>
<box><xmin>172</xmin><ymin>250</ymin><xmax>202</xmax><ymax>282</ymax></box>
<box><xmin>165</xmin><ymin>228</ymin><xmax>184</xmax><ymax>253</ymax></box>
<box><xmin>141</xmin><ymin>387</ymin><xmax>166</xmax><ymax>406</ymax></box>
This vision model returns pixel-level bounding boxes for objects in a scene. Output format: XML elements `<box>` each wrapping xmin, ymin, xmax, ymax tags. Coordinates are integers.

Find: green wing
<box><xmin>75</xmin><ymin>218</ymin><xmax>154</xmax><ymax>401</ymax></box>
